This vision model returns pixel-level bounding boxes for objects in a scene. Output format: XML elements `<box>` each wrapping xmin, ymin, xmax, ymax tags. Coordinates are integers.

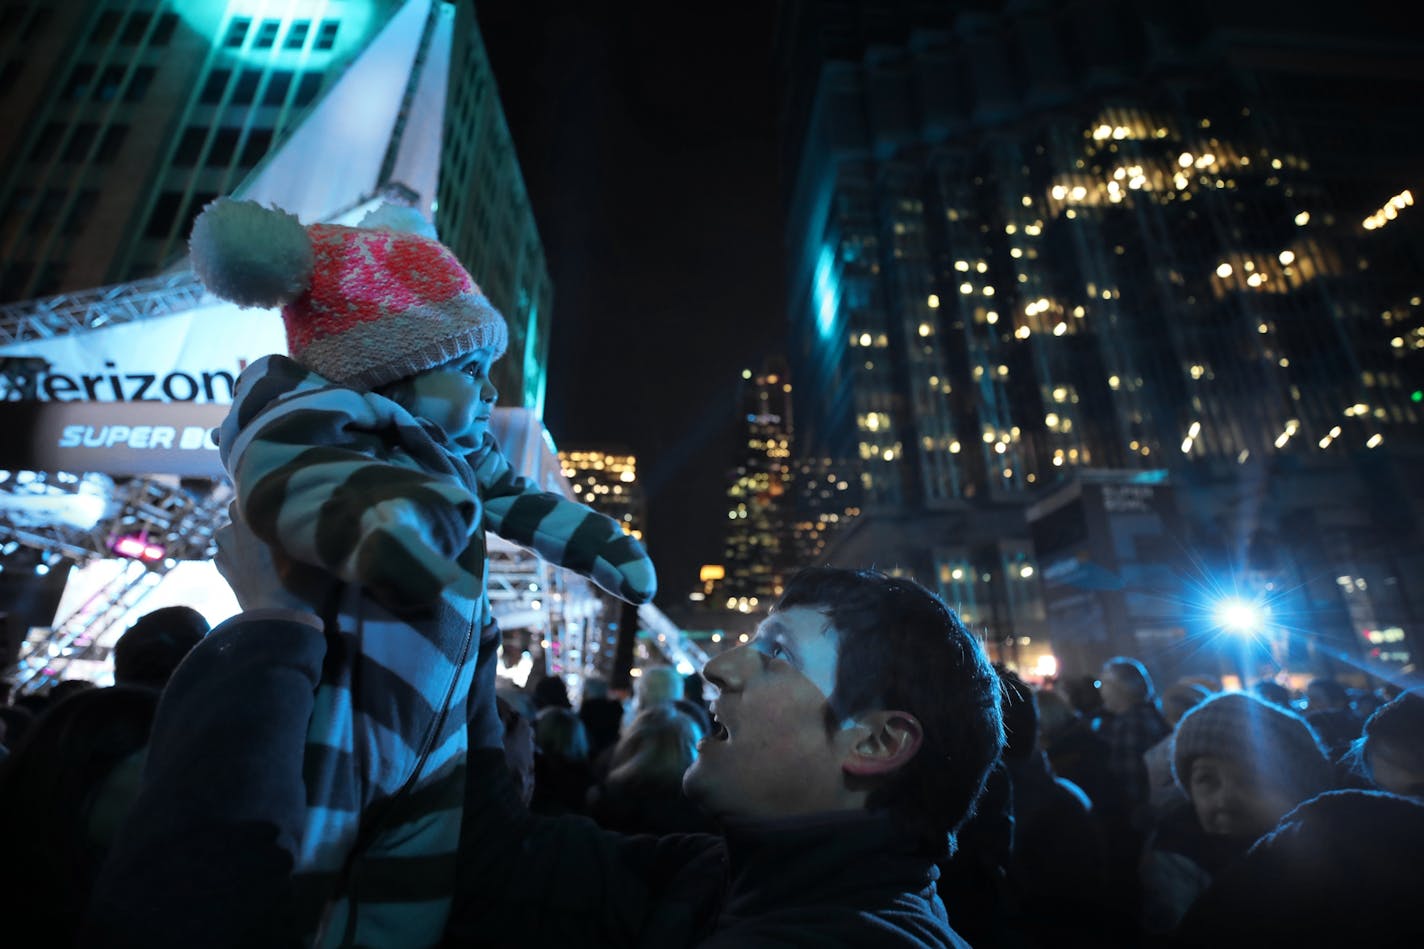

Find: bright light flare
<box><xmin>1213</xmin><ymin>597</ymin><xmax>1268</xmax><ymax>635</ymax></box>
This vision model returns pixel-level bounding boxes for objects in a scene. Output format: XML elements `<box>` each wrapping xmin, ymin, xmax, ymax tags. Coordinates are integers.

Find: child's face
<box><xmin>388</xmin><ymin>348</ymin><xmax>499</xmax><ymax>443</ymax></box>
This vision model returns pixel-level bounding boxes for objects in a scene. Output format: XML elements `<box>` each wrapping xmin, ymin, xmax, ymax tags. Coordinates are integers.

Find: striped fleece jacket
<box><xmin>218</xmin><ymin>354</ymin><xmax>656</xmax><ymax>947</ymax></box>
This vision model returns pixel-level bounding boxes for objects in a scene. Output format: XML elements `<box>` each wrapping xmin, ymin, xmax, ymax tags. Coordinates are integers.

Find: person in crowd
<box><xmin>1304</xmin><ymin>676</ymin><xmax>1361</xmax><ymax>761</ymax></box>
<box><xmin>0</xmin><ymin>686</ymin><xmax>158</xmax><ymax>948</ymax></box>
<box><xmin>1349</xmin><ymin>686</ymin><xmax>1385</xmax><ymax>722</ymax></box>
<box><xmin>1143</xmin><ymin>682</ymin><xmax>1213</xmax><ymax>817</ymax></box>
<box><xmin>1063</xmin><ymin>674</ymin><xmax>1104</xmax><ymax>719</ymax></box>
<box><xmin>496</xmin><ymin>697</ymin><xmax>536</xmax><ymax>808</ymax></box>
<box><xmin>1346</xmin><ymin>688</ymin><xmax>1424</xmax><ymax>799</ymax></box>
<box><xmin>531</xmin><ymin>706</ymin><xmax>594</xmax><ymax>816</ymax></box>
<box><xmin>1251</xmin><ymin>678</ymin><xmax>1292</xmax><ymax>709</ymax></box>
<box><xmin>585</xmin><ymin>703</ymin><xmax>712</xmax><ymax>835</ymax></box>
<box><xmin>577</xmin><ymin>676</ymin><xmax>624</xmax><ymax>764</ymax></box>
<box><xmin>1140</xmin><ymin>691</ymin><xmax>1333</xmax><ymax>935</ymax></box>
<box><xmin>1095</xmin><ymin>657</ymin><xmax>1170</xmax><ymax>816</ymax></box>
<box><xmin>495</xmin><ymin>680</ymin><xmax>537</xmax><ymax>724</ymax></box>
<box><xmin>47</xmin><ymin>677</ymin><xmax>98</xmax><ymax>706</ymax></box>
<box><xmin>86</xmin><ymin>197</ymin><xmax>657</xmax><ymax>948</ymax></box>
<box><xmin>112</xmin><ymin>605</ymin><xmax>210</xmax><ymax>692</ymax></box>
<box><xmin>1172</xmin><ymin>788</ymin><xmax>1424</xmax><ymax>947</ymax></box>
<box><xmin>91</xmin><ymin>560</ymin><xmax>1002</xmax><ymax>947</ymax></box>
<box><xmin>1094</xmin><ymin>657</ymin><xmax>1171</xmax><ymax>917</ymax></box>
<box><xmin>589</xmin><ymin>664</ymin><xmax>691</xmax><ymax>779</ymax></box>
<box><xmin>631</xmin><ymin>664</ymin><xmax>682</xmax><ymax>714</ymax></box>
<box><xmin>995</xmin><ymin>669</ymin><xmax>1122</xmax><ymax>944</ymax></box>
<box><xmin>1036</xmin><ymin>687</ymin><xmax>1118</xmax><ymax>815</ymax></box>
<box><xmin>935</xmin><ymin>758</ymin><xmax>1015</xmax><ymax>947</ymax></box>
<box><xmin>531</xmin><ymin>674</ymin><xmax>573</xmax><ymax>711</ymax></box>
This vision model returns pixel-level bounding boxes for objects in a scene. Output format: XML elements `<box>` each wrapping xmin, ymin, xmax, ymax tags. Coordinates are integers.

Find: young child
<box><xmin>188</xmin><ymin>197</ymin><xmax>657</xmax><ymax>945</ymax></box>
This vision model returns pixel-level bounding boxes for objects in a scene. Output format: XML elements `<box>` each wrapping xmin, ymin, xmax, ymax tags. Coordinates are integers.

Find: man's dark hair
<box><xmin>113</xmin><ymin>606</ymin><xmax>209</xmax><ymax>690</ymax></box>
<box><xmin>775</xmin><ymin>567</ymin><xmax>1004</xmax><ymax>854</ymax></box>
<box><xmin>996</xmin><ymin>666</ymin><xmax>1038</xmax><ymax>759</ymax></box>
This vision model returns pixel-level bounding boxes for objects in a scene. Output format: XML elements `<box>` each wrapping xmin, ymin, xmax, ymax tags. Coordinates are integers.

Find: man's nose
<box><xmin>702</xmin><ymin>645</ymin><xmax>752</xmax><ymax>693</ymax></box>
<box><xmin>481</xmin><ymin>381</ymin><xmax>498</xmax><ymax>404</ymax></box>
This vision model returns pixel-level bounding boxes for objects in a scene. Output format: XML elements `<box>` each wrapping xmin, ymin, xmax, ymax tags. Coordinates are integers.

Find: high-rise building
<box><xmin>789</xmin><ymin>455</ymin><xmax>862</xmax><ymax>566</ymax></box>
<box><xmin>713</xmin><ymin>360</ymin><xmax>796</xmax><ymax>610</ymax></box>
<box><xmin>558</xmin><ymin>448</ymin><xmax>646</xmax><ymax>540</ymax></box>
<box><xmin>0</xmin><ymin>0</ymin><xmax>551</xmax><ymax>411</ymax></box>
<box><xmin>778</xmin><ymin>0</ymin><xmax>1424</xmax><ymax>674</ymax></box>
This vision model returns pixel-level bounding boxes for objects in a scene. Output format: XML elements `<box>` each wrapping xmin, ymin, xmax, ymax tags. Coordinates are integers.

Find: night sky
<box><xmin>477</xmin><ymin>2</ymin><xmax>785</xmax><ymax>604</ymax></box>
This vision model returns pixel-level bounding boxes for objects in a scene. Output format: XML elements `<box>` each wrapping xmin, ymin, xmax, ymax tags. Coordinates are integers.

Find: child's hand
<box><xmin>215</xmin><ymin>504</ymin><xmax>338</xmax><ymax>615</ymax></box>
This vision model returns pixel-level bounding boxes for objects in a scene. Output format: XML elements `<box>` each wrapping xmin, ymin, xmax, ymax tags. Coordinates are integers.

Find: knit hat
<box><xmin>1172</xmin><ymin>691</ymin><xmax>1333</xmax><ymax>801</ymax></box>
<box><xmin>189</xmin><ymin>198</ymin><xmax>507</xmax><ymax>390</ymax></box>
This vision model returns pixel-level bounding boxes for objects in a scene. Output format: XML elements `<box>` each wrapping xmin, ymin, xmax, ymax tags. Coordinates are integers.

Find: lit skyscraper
<box><xmin>715</xmin><ymin>361</ymin><xmax>796</xmax><ymax>610</ymax></box>
<box><xmin>779</xmin><ymin>0</ymin><xmax>1424</xmax><ymax>673</ymax></box>
<box><xmin>789</xmin><ymin>455</ymin><xmax>862</xmax><ymax>567</ymax></box>
<box><xmin>558</xmin><ymin>448</ymin><xmax>646</xmax><ymax>540</ymax></box>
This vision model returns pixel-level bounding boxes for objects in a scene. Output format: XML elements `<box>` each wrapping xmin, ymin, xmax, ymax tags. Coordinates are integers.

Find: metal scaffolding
<box><xmin>0</xmin><ymin>271</ymin><xmax>208</xmax><ymax>346</ymax></box>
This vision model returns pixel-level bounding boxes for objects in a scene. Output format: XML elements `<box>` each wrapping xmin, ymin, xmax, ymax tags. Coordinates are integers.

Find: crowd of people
<box><xmin>2</xmin><ymin>594</ymin><xmax>1423</xmax><ymax>946</ymax></box>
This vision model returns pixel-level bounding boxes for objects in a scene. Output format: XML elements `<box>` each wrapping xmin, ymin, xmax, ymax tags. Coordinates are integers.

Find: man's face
<box><xmin>683</xmin><ymin>606</ymin><xmax>863</xmax><ymax>821</ymax></box>
<box><xmin>1188</xmin><ymin>755</ymin><xmax>1296</xmax><ymax>838</ymax></box>
<box><xmin>1098</xmin><ymin>667</ymin><xmax>1137</xmax><ymax>714</ymax></box>
<box><xmin>386</xmin><ymin>348</ymin><xmax>498</xmax><ymax>445</ymax></box>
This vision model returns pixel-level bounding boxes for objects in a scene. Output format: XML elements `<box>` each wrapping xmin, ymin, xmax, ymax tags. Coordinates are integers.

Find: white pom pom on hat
<box><xmin>189</xmin><ymin>198</ymin><xmax>314</xmax><ymax>308</ymax></box>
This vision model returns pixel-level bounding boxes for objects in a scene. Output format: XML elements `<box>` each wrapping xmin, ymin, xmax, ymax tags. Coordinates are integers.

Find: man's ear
<box><xmin>842</xmin><ymin>710</ymin><xmax>923</xmax><ymax>777</ymax></box>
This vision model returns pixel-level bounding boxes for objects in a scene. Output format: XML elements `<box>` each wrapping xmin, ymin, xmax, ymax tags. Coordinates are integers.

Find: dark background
<box><xmin>477</xmin><ymin>2</ymin><xmax>785</xmax><ymax>604</ymax></box>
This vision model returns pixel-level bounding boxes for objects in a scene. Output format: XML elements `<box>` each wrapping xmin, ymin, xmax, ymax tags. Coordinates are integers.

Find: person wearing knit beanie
<box><xmin>1172</xmin><ymin>691</ymin><xmax>1333</xmax><ymax>838</ymax></box>
<box><xmin>137</xmin><ymin>197</ymin><xmax>661</xmax><ymax>947</ymax></box>
<box><xmin>1140</xmin><ymin>691</ymin><xmax>1333</xmax><ymax>934</ymax></box>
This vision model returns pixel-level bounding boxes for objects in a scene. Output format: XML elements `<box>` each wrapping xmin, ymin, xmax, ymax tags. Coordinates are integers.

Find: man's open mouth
<box><xmin>709</xmin><ymin>708</ymin><xmax>730</xmax><ymax>741</ymax></box>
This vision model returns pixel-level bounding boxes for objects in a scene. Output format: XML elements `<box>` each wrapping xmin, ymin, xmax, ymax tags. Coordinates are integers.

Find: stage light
<box><xmin>111</xmin><ymin>535</ymin><xmax>167</xmax><ymax>562</ymax></box>
<box><xmin>1213</xmin><ymin>597</ymin><xmax>1268</xmax><ymax>636</ymax></box>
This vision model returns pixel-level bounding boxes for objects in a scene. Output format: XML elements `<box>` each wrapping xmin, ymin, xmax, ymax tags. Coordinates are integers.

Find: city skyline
<box><xmin>777</xmin><ymin>0</ymin><xmax>1422</xmax><ymax>677</ymax></box>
